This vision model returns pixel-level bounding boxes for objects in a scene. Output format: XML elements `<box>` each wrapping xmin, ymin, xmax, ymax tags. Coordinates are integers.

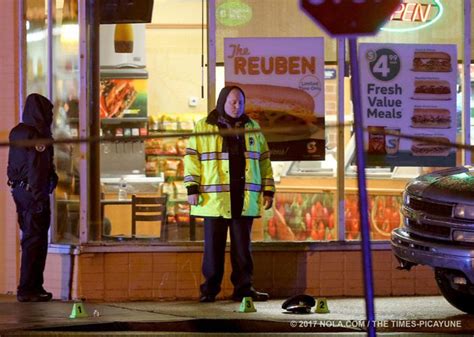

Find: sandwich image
<box><xmin>100</xmin><ymin>79</ymin><xmax>137</xmax><ymax>118</ymax></box>
<box><xmin>411</xmin><ymin>108</ymin><xmax>451</xmax><ymax>129</ymax></box>
<box><xmin>411</xmin><ymin>136</ymin><xmax>451</xmax><ymax>157</ymax></box>
<box><xmin>226</xmin><ymin>82</ymin><xmax>320</xmax><ymax>142</ymax></box>
<box><xmin>412</xmin><ymin>51</ymin><xmax>452</xmax><ymax>72</ymax></box>
<box><xmin>412</xmin><ymin>80</ymin><xmax>451</xmax><ymax>100</ymax></box>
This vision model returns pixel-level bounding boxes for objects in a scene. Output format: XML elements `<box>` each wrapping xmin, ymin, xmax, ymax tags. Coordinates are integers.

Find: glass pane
<box><xmin>216</xmin><ymin>2</ymin><xmax>341</xmax><ymax>242</ymax></box>
<box><xmin>344</xmin><ymin>1</ymin><xmax>464</xmax><ymax>241</ymax></box>
<box><xmin>52</xmin><ymin>0</ymin><xmax>80</xmax><ymax>243</ymax></box>
<box><xmin>25</xmin><ymin>0</ymin><xmax>48</xmax><ymax>96</ymax></box>
<box><xmin>98</xmin><ymin>21</ymin><xmax>149</xmax><ymax>241</ymax></box>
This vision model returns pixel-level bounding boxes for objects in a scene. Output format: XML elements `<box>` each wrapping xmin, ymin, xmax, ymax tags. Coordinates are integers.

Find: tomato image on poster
<box><xmin>262</xmin><ymin>192</ymin><xmax>403</xmax><ymax>241</ymax></box>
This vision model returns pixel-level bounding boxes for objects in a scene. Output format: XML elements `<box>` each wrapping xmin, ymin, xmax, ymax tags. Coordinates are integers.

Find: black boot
<box><xmin>232</xmin><ymin>288</ymin><xmax>269</xmax><ymax>302</ymax></box>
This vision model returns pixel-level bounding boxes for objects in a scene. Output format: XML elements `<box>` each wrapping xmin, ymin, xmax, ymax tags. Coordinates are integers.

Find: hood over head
<box><xmin>215</xmin><ymin>85</ymin><xmax>246</xmax><ymax>116</ymax></box>
<box><xmin>22</xmin><ymin>93</ymin><xmax>54</xmax><ymax>137</ymax></box>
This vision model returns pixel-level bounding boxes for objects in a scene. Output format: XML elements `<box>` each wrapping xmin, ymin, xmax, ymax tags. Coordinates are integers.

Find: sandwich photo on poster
<box><xmin>99</xmin><ymin>78</ymin><xmax>148</xmax><ymax>119</ymax></box>
<box><xmin>359</xmin><ymin>43</ymin><xmax>457</xmax><ymax>167</ymax></box>
<box><xmin>224</xmin><ymin>37</ymin><xmax>325</xmax><ymax>161</ymax></box>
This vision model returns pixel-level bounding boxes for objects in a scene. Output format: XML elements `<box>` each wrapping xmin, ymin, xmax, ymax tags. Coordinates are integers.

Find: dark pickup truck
<box><xmin>391</xmin><ymin>166</ymin><xmax>474</xmax><ymax>313</ymax></box>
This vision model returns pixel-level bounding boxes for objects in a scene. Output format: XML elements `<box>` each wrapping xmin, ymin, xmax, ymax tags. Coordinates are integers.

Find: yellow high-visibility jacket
<box><xmin>184</xmin><ymin>114</ymin><xmax>275</xmax><ymax>218</ymax></box>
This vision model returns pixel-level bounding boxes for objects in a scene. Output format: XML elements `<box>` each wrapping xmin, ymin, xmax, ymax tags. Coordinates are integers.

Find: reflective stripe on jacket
<box><xmin>184</xmin><ymin>117</ymin><xmax>275</xmax><ymax>218</ymax></box>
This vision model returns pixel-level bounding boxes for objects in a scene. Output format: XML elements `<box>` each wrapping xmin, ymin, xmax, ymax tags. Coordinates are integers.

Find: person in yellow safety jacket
<box><xmin>184</xmin><ymin>85</ymin><xmax>275</xmax><ymax>303</ymax></box>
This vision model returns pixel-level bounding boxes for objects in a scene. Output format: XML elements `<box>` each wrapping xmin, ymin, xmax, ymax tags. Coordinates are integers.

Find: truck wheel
<box><xmin>435</xmin><ymin>268</ymin><xmax>474</xmax><ymax>314</ymax></box>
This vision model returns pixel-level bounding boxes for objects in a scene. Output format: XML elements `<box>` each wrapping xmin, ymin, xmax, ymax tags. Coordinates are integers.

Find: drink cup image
<box><xmin>368</xmin><ymin>126</ymin><xmax>386</xmax><ymax>154</ymax></box>
<box><xmin>385</xmin><ymin>127</ymin><xmax>401</xmax><ymax>155</ymax></box>
<box><xmin>114</xmin><ymin>24</ymin><xmax>134</xmax><ymax>53</ymax></box>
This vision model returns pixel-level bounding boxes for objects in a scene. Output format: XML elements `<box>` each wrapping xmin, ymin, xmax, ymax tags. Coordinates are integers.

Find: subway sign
<box><xmin>381</xmin><ymin>0</ymin><xmax>443</xmax><ymax>32</ymax></box>
<box><xmin>216</xmin><ymin>0</ymin><xmax>253</xmax><ymax>27</ymax></box>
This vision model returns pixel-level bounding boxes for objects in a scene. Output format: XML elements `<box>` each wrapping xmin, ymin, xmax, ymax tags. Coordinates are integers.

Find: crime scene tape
<box><xmin>0</xmin><ymin>122</ymin><xmax>471</xmax><ymax>153</ymax></box>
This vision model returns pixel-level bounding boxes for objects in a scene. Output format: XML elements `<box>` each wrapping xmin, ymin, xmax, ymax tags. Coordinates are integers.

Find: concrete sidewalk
<box><xmin>0</xmin><ymin>295</ymin><xmax>473</xmax><ymax>336</ymax></box>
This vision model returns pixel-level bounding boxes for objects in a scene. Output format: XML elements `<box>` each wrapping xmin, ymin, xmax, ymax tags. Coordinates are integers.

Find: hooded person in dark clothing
<box><xmin>185</xmin><ymin>86</ymin><xmax>275</xmax><ymax>302</ymax></box>
<box><xmin>8</xmin><ymin>93</ymin><xmax>58</xmax><ymax>302</ymax></box>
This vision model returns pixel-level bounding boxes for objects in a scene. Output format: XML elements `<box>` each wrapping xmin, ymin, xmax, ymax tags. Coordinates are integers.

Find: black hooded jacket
<box><xmin>8</xmin><ymin>93</ymin><xmax>57</xmax><ymax>202</ymax></box>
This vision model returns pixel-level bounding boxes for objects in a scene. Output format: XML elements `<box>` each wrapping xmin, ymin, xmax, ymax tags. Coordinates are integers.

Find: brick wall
<box><xmin>0</xmin><ymin>0</ymin><xmax>20</xmax><ymax>294</ymax></box>
<box><xmin>68</xmin><ymin>250</ymin><xmax>439</xmax><ymax>302</ymax></box>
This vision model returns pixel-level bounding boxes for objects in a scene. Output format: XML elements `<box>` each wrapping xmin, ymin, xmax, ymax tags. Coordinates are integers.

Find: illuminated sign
<box><xmin>381</xmin><ymin>0</ymin><xmax>443</xmax><ymax>32</ymax></box>
<box><xmin>391</xmin><ymin>2</ymin><xmax>435</xmax><ymax>22</ymax></box>
<box><xmin>216</xmin><ymin>0</ymin><xmax>253</xmax><ymax>27</ymax></box>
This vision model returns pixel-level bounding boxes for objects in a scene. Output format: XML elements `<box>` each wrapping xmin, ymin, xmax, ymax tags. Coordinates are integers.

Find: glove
<box><xmin>188</xmin><ymin>194</ymin><xmax>199</xmax><ymax>205</ymax></box>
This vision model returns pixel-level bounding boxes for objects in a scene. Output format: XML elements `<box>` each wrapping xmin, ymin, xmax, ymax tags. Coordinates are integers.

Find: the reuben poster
<box><xmin>359</xmin><ymin>43</ymin><xmax>457</xmax><ymax>167</ymax></box>
<box><xmin>224</xmin><ymin>37</ymin><xmax>325</xmax><ymax>161</ymax></box>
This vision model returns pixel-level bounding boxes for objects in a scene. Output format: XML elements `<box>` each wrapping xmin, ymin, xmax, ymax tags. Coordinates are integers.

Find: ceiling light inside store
<box><xmin>60</xmin><ymin>24</ymin><xmax>79</xmax><ymax>47</ymax></box>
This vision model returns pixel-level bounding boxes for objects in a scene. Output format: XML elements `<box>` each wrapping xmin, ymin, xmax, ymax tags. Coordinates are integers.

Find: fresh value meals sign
<box><xmin>224</xmin><ymin>37</ymin><xmax>325</xmax><ymax>161</ymax></box>
<box><xmin>360</xmin><ymin>43</ymin><xmax>457</xmax><ymax>167</ymax></box>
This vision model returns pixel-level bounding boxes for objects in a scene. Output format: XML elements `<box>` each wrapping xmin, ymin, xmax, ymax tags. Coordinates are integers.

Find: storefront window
<box><xmin>23</xmin><ymin>0</ymin><xmax>471</xmax><ymax>246</ymax></box>
<box><xmin>346</xmin><ymin>0</ymin><xmax>464</xmax><ymax>241</ymax></box>
<box><xmin>215</xmin><ymin>0</ymin><xmax>465</xmax><ymax>244</ymax></box>
<box><xmin>51</xmin><ymin>0</ymin><xmax>80</xmax><ymax>243</ymax></box>
<box><xmin>24</xmin><ymin>0</ymin><xmax>81</xmax><ymax>244</ymax></box>
<box><xmin>97</xmin><ymin>0</ymin><xmax>209</xmax><ymax>242</ymax></box>
<box><xmin>216</xmin><ymin>0</ymin><xmax>340</xmax><ymax>243</ymax></box>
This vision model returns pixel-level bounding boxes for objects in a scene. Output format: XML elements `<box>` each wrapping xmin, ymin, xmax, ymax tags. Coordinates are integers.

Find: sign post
<box><xmin>300</xmin><ymin>1</ymin><xmax>401</xmax><ymax>336</ymax></box>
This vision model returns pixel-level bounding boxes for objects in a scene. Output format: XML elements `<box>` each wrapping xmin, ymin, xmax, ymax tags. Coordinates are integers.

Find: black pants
<box><xmin>12</xmin><ymin>187</ymin><xmax>50</xmax><ymax>296</ymax></box>
<box><xmin>200</xmin><ymin>217</ymin><xmax>254</xmax><ymax>297</ymax></box>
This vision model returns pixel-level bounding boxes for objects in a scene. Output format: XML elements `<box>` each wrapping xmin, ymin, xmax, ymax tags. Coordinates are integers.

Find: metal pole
<box><xmin>87</xmin><ymin>0</ymin><xmax>102</xmax><ymax>241</ymax></box>
<box><xmin>79</xmin><ymin>0</ymin><xmax>101</xmax><ymax>242</ymax></box>
<box><xmin>19</xmin><ymin>0</ymin><xmax>25</xmax><ymax>113</ymax></box>
<box><xmin>463</xmin><ymin>0</ymin><xmax>471</xmax><ymax>165</ymax></box>
<box><xmin>348</xmin><ymin>37</ymin><xmax>376</xmax><ymax>337</ymax></box>
<box><xmin>47</xmin><ymin>0</ymin><xmax>53</xmax><ymax>100</ymax></box>
<box><xmin>207</xmin><ymin>0</ymin><xmax>216</xmax><ymax>110</ymax></box>
<box><xmin>46</xmin><ymin>0</ymin><xmax>56</xmax><ymax>243</ymax></box>
<box><xmin>336</xmin><ymin>37</ymin><xmax>346</xmax><ymax>241</ymax></box>
<box><xmin>78</xmin><ymin>0</ymin><xmax>89</xmax><ymax>243</ymax></box>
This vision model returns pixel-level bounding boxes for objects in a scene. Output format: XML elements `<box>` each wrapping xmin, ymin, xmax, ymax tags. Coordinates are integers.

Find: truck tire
<box><xmin>435</xmin><ymin>268</ymin><xmax>474</xmax><ymax>314</ymax></box>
